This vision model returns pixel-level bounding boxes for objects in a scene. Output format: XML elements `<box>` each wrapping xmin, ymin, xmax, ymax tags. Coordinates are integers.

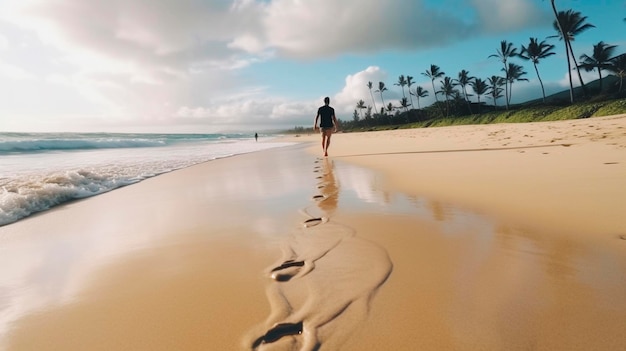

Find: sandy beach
<box><xmin>1</xmin><ymin>115</ymin><xmax>626</xmax><ymax>350</ymax></box>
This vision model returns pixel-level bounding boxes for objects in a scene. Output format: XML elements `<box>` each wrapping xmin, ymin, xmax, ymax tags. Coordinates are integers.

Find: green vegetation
<box><xmin>424</xmin><ymin>98</ymin><xmax>625</xmax><ymax>127</ymax></box>
<box><xmin>354</xmin><ymin>98</ymin><xmax>625</xmax><ymax>132</ymax></box>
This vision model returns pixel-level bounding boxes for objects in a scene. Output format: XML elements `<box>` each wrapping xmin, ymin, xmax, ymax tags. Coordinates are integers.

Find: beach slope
<box><xmin>1</xmin><ymin>115</ymin><xmax>625</xmax><ymax>350</ymax></box>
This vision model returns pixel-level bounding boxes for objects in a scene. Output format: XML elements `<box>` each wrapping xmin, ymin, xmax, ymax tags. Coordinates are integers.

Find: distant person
<box><xmin>255</xmin><ymin>132</ymin><xmax>258</xmax><ymax>142</ymax></box>
<box><xmin>314</xmin><ymin>97</ymin><xmax>338</xmax><ymax>157</ymax></box>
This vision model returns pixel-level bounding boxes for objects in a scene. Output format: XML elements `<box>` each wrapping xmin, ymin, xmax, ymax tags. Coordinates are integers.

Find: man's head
<box><xmin>324</xmin><ymin>97</ymin><xmax>330</xmax><ymax>105</ymax></box>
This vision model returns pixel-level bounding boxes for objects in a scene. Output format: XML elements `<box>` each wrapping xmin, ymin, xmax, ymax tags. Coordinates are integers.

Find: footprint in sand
<box><xmin>251</xmin><ymin>322</ymin><xmax>303</xmax><ymax>348</ymax></box>
<box><xmin>303</xmin><ymin>217</ymin><xmax>324</xmax><ymax>227</ymax></box>
<box><xmin>270</xmin><ymin>260</ymin><xmax>305</xmax><ymax>282</ymax></box>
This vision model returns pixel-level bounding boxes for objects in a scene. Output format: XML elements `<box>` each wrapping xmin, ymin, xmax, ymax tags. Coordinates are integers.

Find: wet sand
<box><xmin>1</xmin><ymin>115</ymin><xmax>626</xmax><ymax>350</ymax></box>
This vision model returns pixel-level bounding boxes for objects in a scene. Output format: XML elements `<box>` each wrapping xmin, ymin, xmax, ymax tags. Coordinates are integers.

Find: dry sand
<box><xmin>1</xmin><ymin>115</ymin><xmax>625</xmax><ymax>350</ymax></box>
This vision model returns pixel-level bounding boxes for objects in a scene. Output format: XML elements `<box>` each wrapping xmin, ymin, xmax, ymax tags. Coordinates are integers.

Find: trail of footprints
<box><xmin>248</xmin><ymin>157</ymin><xmax>393</xmax><ymax>350</ymax></box>
<box><xmin>251</xmin><ymin>158</ymin><xmax>331</xmax><ymax>349</ymax></box>
<box><xmin>247</xmin><ymin>158</ymin><xmax>340</xmax><ymax>350</ymax></box>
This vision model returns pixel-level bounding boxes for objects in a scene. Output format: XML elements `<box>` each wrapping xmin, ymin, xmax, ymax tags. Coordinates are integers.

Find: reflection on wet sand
<box><xmin>247</xmin><ymin>157</ymin><xmax>393</xmax><ymax>350</ymax></box>
<box><xmin>316</xmin><ymin>158</ymin><xmax>339</xmax><ymax>214</ymax></box>
<box><xmin>325</xmin><ymin>161</ymin><xmax>626</xmax><ymax>350</ymax></box>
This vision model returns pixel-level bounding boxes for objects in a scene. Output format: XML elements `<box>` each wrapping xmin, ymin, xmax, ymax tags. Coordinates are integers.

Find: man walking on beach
<box><xmin>314</xmin><ymin>97</ymin><xmax>338</xmax><ymax>157</ymax></box>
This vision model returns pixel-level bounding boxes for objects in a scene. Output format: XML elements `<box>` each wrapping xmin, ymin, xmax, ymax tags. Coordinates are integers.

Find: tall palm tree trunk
<box><xmin>431</xmin><ymin>80</ymin><xmax>438</xmax><ymax>103</ymax></box>
<box><xmin>551</xmin><ymin>0</ymin><xmax>574</xmax><ymax>103</ymax></box>
<box><xmin>597</xmin><ymin>68</ymin><xmax>603</xmax><ymax>92</ymax></box>
<box><xmin>462</xmin><ymin>87</ymin><xmax>472</xmax><ymax>114</ymax></box>
<box><xmin>503</xmin><ymin>64</ymin><xmax>510</xmax><ymax>110</ymax></box>
<box><xmin>533</xmin><ymin>62</ymin><xmax>547</xmax><ymax>103</ymax></box>
<box><xmin>568</xmin><ymin>41</ymin><xmax>588</xmax><ymax>96</ymax></box>
<box><xmin>564</xmin><ymin>41</ymin><xmax>575</xmax><ymax>102</ymax></box>
<box><xmin>369</xmin><ymin>91</ymin><xmax>377</xmax><ymax>115</ymax></box>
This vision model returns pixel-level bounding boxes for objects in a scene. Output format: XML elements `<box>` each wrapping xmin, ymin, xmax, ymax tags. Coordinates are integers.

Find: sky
<box><xmin>0</xmin><ymin>0</ymin><xmax>624</xmax><ymax>133</ymax></box>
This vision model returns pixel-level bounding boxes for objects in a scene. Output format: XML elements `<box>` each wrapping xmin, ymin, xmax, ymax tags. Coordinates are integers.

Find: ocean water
<box><xmin>0</xmin><ymin>132</ymin><xmax>293</xmax><ymax>227</ymax></box>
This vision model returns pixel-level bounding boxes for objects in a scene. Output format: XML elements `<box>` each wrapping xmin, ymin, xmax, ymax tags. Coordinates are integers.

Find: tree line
<box><xmin>350</xmin><ymin>3</ymin><xmax>625</xmax><ymax>127</ymax></box>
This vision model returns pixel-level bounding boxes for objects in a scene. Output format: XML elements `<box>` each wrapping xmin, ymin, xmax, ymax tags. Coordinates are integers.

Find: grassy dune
<box><xmin>367</xmin><ymin>98</ymin><xmax>626</xmax><ymax>131</ymax></box>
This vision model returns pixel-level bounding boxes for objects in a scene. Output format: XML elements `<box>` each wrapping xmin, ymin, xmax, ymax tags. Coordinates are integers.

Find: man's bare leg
<box><xmin>321</xmin><ymin>129</ymin><xmax>329</xmax><ymax>156</ymax></box>
<box><xmin>324</xmin><ymin>134</ymin><xmax>331</xmax><ymax>157</ymax></box>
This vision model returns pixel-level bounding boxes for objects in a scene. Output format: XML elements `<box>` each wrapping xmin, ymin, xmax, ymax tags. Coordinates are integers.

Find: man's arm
<box><xmin>314</xmin><ymin>111</ymin><xmax>320</xmax><ymax>130</ymax></box>
<box><xmin>332</xmin><ymin>114</ymin><xmax>338</xmax><ymax>132</ymax></box>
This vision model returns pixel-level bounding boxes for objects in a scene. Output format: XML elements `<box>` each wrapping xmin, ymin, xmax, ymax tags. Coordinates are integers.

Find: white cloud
<box><xmin>334</xmin><ymin>66</ymin><xmax>388</xmax><ymax>115</ymax></box>
<box><xmin>557</xmin><ymin>69</ymin><xmax>600</xmax><ymax>89</ymax></box>
<box><xmin>0</xmin><ymin>60</ymin><xmax>35</xmax><ymax>80</ymax></box>
<box><xmin>3</xmin><ymin>0</ymin><xmax>550</xmax><ymax>63</ymax></box>
<box><xmin>0</xmin><ymin>0</ymin><xmax>570</xmax><ymax>132</ymax></box>
<box><xmin>260</xmin><ymin>0</ymin><xmax>473</xmax><ymax>58</ymax></box>
<box><xmin>174</xmin><ymin>97</ymin><xmax>316</xmax><ymax>128</ymax></box>
<box><xmin>471</xmin><ymin>0</ymin><xmax>550</xmax><ymax>32</ymax></box>
<box><xmin>0</xmin><ymin>34</ymin><xmax>8</xmax><ymax>50</ymax></box>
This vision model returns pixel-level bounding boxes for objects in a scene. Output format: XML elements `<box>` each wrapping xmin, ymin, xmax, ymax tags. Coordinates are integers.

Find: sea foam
<box><xmin>0</xmin><ymin>132</ymin><xmax>292</xmax><ymax>226</ymax></box>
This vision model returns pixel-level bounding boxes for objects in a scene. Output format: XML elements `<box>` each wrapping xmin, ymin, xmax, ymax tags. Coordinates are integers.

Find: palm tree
<box><xmin>375</xmin><ymin>81</ymin><xmax>388</xmax><ymax>109</ymax></box>
<box><xmin>399</xmin><ymin>97</ymin><xmax>411</xmax><ymax>112</ymax></box>
<box><xmin>385</xmin><ymin>102</ymin><xmax>395</xmax><ymax>116</ymax></box>
<box><xmin>503</xmin><ymin>63</ymin><xmax>528</xmax><ymax>105</ymax></box>
<box><xmin>608</xmin><ymin>54</ymin><xmax>626</xmax><ymax>93</ymax></box>
<box><xmin>422</xmin><ymin>64</ymin><xmax>445</xmax><ymax>103</ymax></box>
<box><xmin>364</xmin><ymin>106</ymin><xmax>372</xmax><ymax>122</ymax></box>
<box><xmin>406</xmin><ymin>75</ymin><xmax>415</xmax><ymax>108</ymax></box>
<box><xmin>438</xmin><ymin>77</ymin><xmax>458</xmax><ymax>116</ymax></box>
<box><xmin>489</xmin><ymin>40</ymin><xmax>518</xmax><ymax>110</ymax></box>
<box><xmin>352</xmin><ymin>110</ymin><xmax>359</xmax><ymax>122</ymax></box>
<box><xmin>456</xmin><ymin>69</ymin><xmax>475</xmax><ymax>114</ymax></box>
<box><xmin>356</xmin><ymin>99</ymin><xmax>367</xmax><ymax>119</ymax></box>
<box><xmin>519</xmin><ymin>37</ymin><xmax>556</xmax><ymax>103</ymax></box>
<box><xmin>366</xmin><ymin>81</ymin><xmax>378</xmax><ymax>115</ymax></box>
<box><xmin>410</xmin><ymin>86</ymin><xmax>429</xmax><ymax>110</ymax></box>
<box><xmin>549</xmin><ymin>0</ymin><xmax>573</xmax><ymax>103</ymax></box>
<box><xmin>394</xmin><ymin>75</ymin><xmax>408</xmax><ymax>101</ymax></box>
<box><xmin>470</xmin><ymin>78</ymin><xmax>488</xmax><ymax>114</ymax></box>
<box><xmin>579</xmin><ymin>41</ymin><xmax>617</xmax><ymax>93</ymax></box>
<box><xmin>487</xmin><ymin>75</ymin><xmax>505</xmax><ymax>109</ymax></box>
<box><xmin>552</xmin><ymin>9</ymin><xmax>596</xmax><ymax>98</ymax></box>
